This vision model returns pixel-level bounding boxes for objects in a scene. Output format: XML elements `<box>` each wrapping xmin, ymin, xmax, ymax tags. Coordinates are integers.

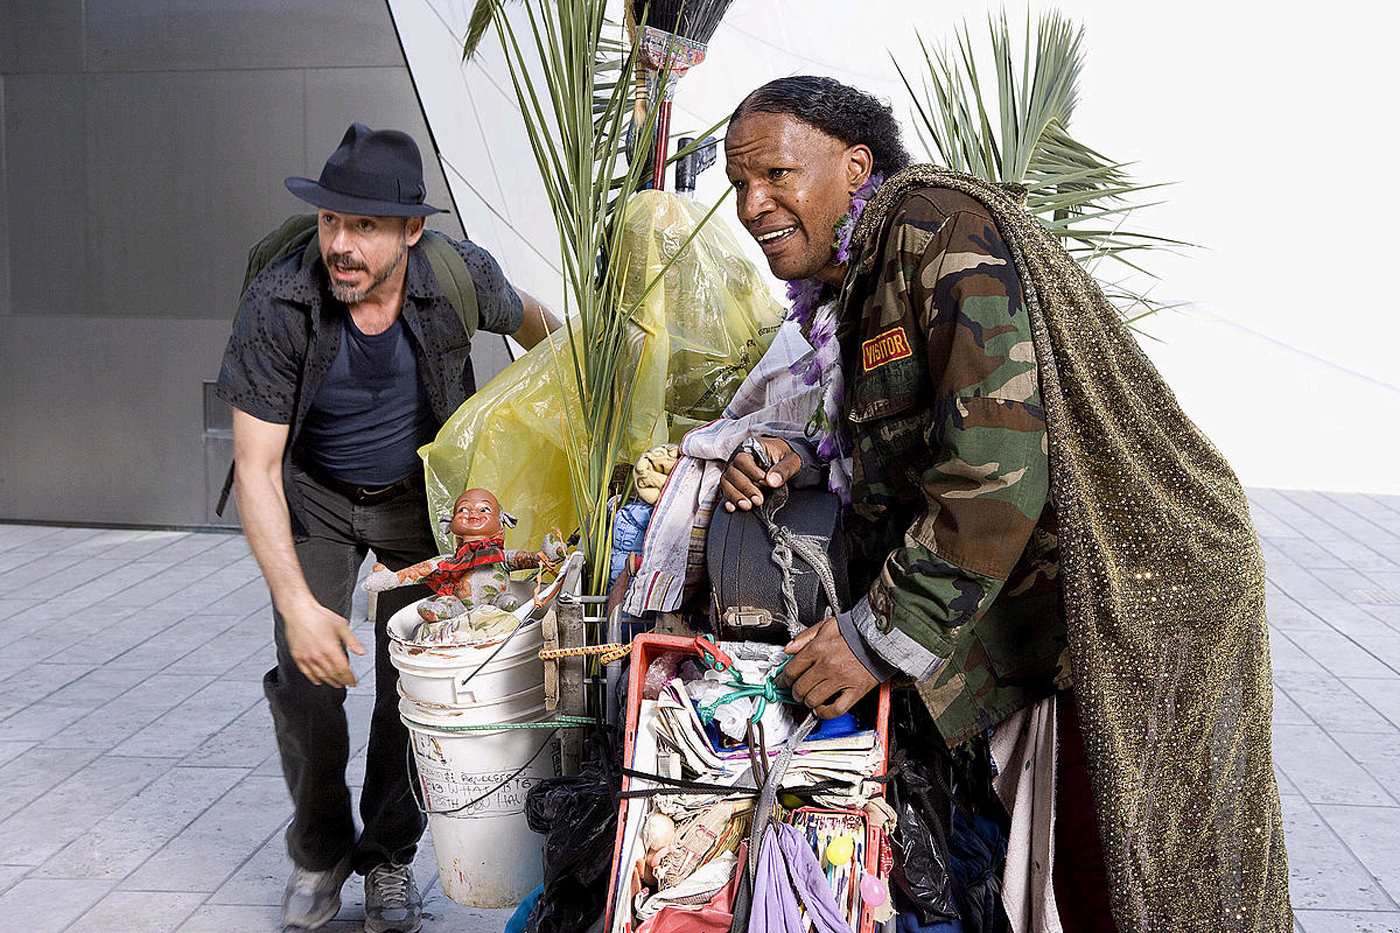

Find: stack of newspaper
<box><xmin>610</xmin><ymin>640</ymin><xmax>888</xmax><ymax>933</ymax></box>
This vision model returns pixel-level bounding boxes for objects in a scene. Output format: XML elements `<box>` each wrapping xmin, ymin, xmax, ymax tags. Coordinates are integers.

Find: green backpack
<box><xmin>215</xmin><ymin>214</ymin><xmax>480</xmax><ymax>517</ymax></box>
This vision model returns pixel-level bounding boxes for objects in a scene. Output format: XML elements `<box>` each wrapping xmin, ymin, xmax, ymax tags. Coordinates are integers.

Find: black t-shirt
<box><xmin>297</xmin><ymin>315</ymin><xmax>435</xmax><ymax>486</ymax></box>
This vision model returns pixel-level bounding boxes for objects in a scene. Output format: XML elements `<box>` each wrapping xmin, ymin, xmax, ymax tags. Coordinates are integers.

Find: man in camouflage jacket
<box><xmin>720</xmin><ymin>82</ymin><xmax>1066</xmax><ymax>740</ymax></box>
<box><xmin>721</xmin><ymin>77</ymin><xmax>1114</xmax><ymax>929</ymax></box>
<box><xmin>722</xmin><ymin>77</ymin><xmax>1289</xmax><ymax>933</ymax></box>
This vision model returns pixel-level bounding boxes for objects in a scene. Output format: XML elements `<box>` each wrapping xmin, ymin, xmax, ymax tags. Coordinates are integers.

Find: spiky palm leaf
<box><xmin>895</xmin><ymin>10</ymin><xmax>1190</xmax><ymax>320</ymax></box>
<box><xmin>464</xmin><ymin>0</ymin><xmax>725</xmax><ymax>594</ymax></box>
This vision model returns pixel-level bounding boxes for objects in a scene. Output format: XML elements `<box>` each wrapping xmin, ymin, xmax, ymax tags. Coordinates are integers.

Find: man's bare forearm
<box><xmin>235</xmin><ymin>462</ymin><xmax>318</xmax><ymax>615</ymax></box>
<box><xmin>231</xmin><ymin>410</ymin><xmax>317</xmax><ymax>615</ymax></box>
<box><xmin>511</xmin><ymin>285</ymin><xmax>562</xmax><ymax>350</ymax></box>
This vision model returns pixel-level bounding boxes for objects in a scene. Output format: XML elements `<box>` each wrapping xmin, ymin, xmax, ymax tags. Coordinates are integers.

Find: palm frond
<box><xmin>462</xmin><ymin>0</ymin><xmax>505</xmax><ymax>61</ymax></box>
<box><xmin>467</xmin><ymin>0</ymin><xmax>717</xmax><ymax>594</ymax></box>
<box><xmin>898</xmin><ymin>9</ymin><xmax>1193</xmax><ymax>319</ymax></box>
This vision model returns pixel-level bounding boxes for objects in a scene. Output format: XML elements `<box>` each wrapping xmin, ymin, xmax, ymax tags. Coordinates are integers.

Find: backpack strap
<box><xmin>420</xmin><ymin>230</ymin><xmax>479</xmax><ymax>339</ymax></box>
<box><xmin>241</xmin><ymin>213</ymin><xmax>319</xmax><ymax>299</ymax></box>
<box><xmin>215</xmin><ymin>462</ymin><xmax>237</xmax><ymax>519</ymax></box>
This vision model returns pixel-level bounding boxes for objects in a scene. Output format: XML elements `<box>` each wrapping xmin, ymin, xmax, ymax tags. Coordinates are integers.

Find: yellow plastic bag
<box><xmin>420</xmin><ymin>191</ymin><xmax>785</xmax><ymax>553</ymax></box>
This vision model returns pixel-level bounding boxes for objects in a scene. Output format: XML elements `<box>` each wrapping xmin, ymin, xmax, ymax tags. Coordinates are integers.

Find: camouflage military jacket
<box><xmin>838</xmin><ymin>184</ymin><xmax>1069</xmax><ymax>745</ymax></box>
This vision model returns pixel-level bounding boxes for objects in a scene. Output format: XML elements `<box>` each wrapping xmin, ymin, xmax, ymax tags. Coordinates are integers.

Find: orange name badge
<box><xmin>862</xmin><ymin>327</ymin><xmax>913</xmax><ymax>372</ymax></box>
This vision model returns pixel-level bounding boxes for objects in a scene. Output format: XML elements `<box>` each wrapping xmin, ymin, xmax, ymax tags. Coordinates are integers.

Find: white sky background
<box><xmin>390</xmin><ymin>0</ymin><xmax>1400</xmax><ymax>495</ymax></box>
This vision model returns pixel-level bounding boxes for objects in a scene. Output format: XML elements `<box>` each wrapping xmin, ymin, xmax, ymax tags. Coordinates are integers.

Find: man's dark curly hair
<box><xmin>729</xmin><ymin>76</ymin><xmax>912</xmax><ymax>177</ymax></box>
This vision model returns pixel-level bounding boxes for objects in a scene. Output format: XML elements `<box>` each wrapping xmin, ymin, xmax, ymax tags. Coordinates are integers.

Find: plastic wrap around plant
<box><xmin>420</xmin><ymin>191</ymin><xmax>784</xmax><ymax>554</ymax></box>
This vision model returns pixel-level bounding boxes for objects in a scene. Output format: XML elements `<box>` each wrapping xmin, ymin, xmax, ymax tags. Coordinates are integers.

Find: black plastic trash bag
<box><xmin>525</xmin><ymin>727</ymin><xmax>623</xmax><ymax>933</ymax></box>
<box><xmin>887</xmin><ymin>690</ymin><xmax>1010</xmax><ymax>933</ymax></box>
<box><xmin>888</xmin><ymin>691</ymin><xmax>961</xmax><ymax>926</ymax></box>
<box><xmin>889</xmin><ymin>762</ymin><xmax>960</xmax><ymax>925</ymax></box>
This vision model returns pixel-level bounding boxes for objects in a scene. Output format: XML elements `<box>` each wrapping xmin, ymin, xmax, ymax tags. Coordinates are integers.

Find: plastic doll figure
<box><xmin>363</xmin><ymin>487</ymin><xmax>564</xmax><ymax>623</ymax></box>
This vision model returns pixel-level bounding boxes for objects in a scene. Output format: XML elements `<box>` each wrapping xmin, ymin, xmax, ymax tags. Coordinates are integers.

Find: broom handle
<box><xmin>628</xmin><ymin>3</ymin><xmax>649</xmax><ymax>143</ymax></box>
<box><xmin>651</xmin><ymin>100</ymin><xmax>672</xmax><ymax>190</ymax></box>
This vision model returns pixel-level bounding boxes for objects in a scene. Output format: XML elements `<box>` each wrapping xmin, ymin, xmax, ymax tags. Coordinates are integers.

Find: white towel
<box><xmin>992</xmin><ymin>693</ymin><xmax>1063</xmax><ymax>933</ymax></box>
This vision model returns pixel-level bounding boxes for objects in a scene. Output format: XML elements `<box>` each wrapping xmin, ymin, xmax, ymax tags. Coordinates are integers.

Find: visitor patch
<box><xmin>862</xmin><ymin>326</ymin><xmax>912</xmax><ymax>372</ymax></box>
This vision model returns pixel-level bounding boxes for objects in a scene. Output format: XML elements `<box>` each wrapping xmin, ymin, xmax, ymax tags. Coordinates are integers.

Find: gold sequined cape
<box><xmin>851</xmin><ymin>166</ymin><xmax>1291</xmax><ymax>933</ymax></box>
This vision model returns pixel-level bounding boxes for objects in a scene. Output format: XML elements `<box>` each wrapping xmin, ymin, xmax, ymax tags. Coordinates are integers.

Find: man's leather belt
<box><xmin>295</xmin><ymin>458</ymin><xmax>425</xmax><ymax>504</ymax></box>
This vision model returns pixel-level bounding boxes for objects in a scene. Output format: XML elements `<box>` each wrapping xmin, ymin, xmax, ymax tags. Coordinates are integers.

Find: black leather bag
<box><xmin>706</xmin><ymin>452</ymin><xmax>849</xmax><ymax>641</ymax></box>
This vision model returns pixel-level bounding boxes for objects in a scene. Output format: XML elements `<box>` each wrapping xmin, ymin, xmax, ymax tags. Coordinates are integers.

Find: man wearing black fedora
<box><xmin>216</xmin><ymin>123</ymin><xmax>558</xmax><ymax>932</ymax></box>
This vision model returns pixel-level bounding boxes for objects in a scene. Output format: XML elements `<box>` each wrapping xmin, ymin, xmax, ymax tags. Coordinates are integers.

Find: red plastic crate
<box><xmin>605</xmin><ymin>633</ymin><xmax>892</xmax><ymax>933</ymax></box>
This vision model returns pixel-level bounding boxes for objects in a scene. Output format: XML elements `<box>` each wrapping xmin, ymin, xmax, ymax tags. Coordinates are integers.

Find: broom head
<box><xmin>632</xmin><ymin>0</ymin><xmax>734</xmax><ymax>45</ymax></box>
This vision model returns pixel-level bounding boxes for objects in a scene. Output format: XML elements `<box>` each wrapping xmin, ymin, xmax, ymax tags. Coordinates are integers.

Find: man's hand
<box><xmin>719</xmin><ymin>436</ymin><xmax>803</xmax><ymax>512</ymax></box>
<box><xmin>282</xmin><ymin>599</ymin><xmax>366</xmax><ymax>688</ymax></box>
<box><xmin>232</xmin><ymin>410</ymin><xmax>364</xmax><ymax>689</ymax></box>
<box><xmin>778</xmin><ymin>616</ymin><xmax>878</xmax><ymax>719</ymax></box>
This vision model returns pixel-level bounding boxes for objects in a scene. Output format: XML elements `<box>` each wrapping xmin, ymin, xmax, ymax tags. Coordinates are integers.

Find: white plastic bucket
<box><xmin>397</xmin><ymin>681</ymin><xmax>547</xmax><ymax>727</ymax></box>
<box><xmin>387</xmin><ymin>553</ymin><xmax>582</xmax><ymax>908</ymax></box>
<box><xmin>388</xmin><ymin>621</ymin><xmax>544</xmax><ymax>707</ymax></box>
<box><xmin>400</xmin><ymin>687</ymin><xmax>557</xmax><ymax>908</ymax></box>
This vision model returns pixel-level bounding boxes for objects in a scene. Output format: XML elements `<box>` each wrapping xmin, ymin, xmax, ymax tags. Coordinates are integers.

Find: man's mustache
<box><xmin>327</xmin><ymin>252</ymin><xmax>366</xmax><ymax>271</ymax></box>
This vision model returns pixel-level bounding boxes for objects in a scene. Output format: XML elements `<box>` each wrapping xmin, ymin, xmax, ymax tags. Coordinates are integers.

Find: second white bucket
<box><xmin>388</xmin><ymin>619</ymin><xmax>544</xmax><ymax>707</ymax></box>
<box><xmin>399</xmin><ymin>685</ymin><xmax>556</xmax><ymax>908</ymax></box>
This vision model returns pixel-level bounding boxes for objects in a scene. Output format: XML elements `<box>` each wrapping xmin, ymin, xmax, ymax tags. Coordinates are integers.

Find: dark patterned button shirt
<box><xmin>215</xmin><ymin>236</ymin><xmax>523</xmax><ymax>534</ymax></box>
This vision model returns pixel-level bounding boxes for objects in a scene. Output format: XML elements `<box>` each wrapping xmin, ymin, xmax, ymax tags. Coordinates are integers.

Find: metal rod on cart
<box><xmin>581</xmin><ymin>596</ymin><xmax>609</xmax><ymax>730</ymax></box>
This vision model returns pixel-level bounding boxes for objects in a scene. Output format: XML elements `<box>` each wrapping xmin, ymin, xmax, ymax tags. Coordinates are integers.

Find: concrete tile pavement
<box><xmin>0</xmin><ymin>489</ymin><xmax>1395</xmax><ymax>931</ymax></box>
<box><xmin>1249</xmin><ymin>490</ymin><xmax>1400</xmax><ymax>933</ymax></box>
<box><xmin>0</xmin><ymin>524</ymin><xmax>516</xmax><ymax>933</ymax></box>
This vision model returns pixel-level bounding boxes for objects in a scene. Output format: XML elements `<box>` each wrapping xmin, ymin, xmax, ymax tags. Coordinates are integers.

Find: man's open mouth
<box><xmin>331</xmin><ymin>258</ymin><xmax>366</xmax><ymax>278</ymax></box>
<box><xmin>754</xmin><ymin>226</ymin><xmax>796</xmax><ymax>247</ymax></box>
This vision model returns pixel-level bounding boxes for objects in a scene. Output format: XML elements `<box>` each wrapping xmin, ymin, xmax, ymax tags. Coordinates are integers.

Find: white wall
<box><xmin>390</xmin><ymin>0</ymin><xmax>1400</xmax><ymax>494</ymax></box>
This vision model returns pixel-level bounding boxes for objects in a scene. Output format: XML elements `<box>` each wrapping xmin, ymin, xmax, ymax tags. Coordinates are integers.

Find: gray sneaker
<box><xmin>282</xmin><ymin>853</ymin><xmax>351</xmax><ymax>930</ymax></box>
<box><xmin>364</xmin><ymin>862</ymin><xmax>422</xmax><ymax>933</ymax></box>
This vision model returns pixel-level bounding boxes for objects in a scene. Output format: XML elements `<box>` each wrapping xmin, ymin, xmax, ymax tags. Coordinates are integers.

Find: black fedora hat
<box><xmin>285</xmin><ymin>123</ymin><xmax>448</xmax><ymax>217</ymax></box>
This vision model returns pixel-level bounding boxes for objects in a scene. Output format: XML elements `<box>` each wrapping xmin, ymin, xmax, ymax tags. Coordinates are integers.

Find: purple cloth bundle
<box><xmin>747</xmin><ymin>823</ymin><xmax>854</xmax><ymax>933</ymax></box>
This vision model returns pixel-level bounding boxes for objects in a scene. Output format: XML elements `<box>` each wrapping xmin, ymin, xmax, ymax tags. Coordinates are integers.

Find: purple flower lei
<box><xmin>784</xmin><ymin>172</ymin><xmax>884</xmax><ymax>328</ymax></box>
<box><xmin>784</xmin><ymin>172</ymin><xmax>883</xmax><ymax>501</ymax></box>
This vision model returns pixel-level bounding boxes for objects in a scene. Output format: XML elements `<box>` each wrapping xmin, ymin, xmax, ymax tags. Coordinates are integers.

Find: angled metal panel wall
<box><xmin>0</xmin><ymin>0</ymin><xmax>513</xmax><ymax>527</ymax></box>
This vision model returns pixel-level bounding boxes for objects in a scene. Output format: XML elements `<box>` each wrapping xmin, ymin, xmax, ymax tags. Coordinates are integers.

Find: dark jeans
<box><xmin>264</xmin><ymin>464</ymin><xmax>437</xmax><ymax>875</ymax></box>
